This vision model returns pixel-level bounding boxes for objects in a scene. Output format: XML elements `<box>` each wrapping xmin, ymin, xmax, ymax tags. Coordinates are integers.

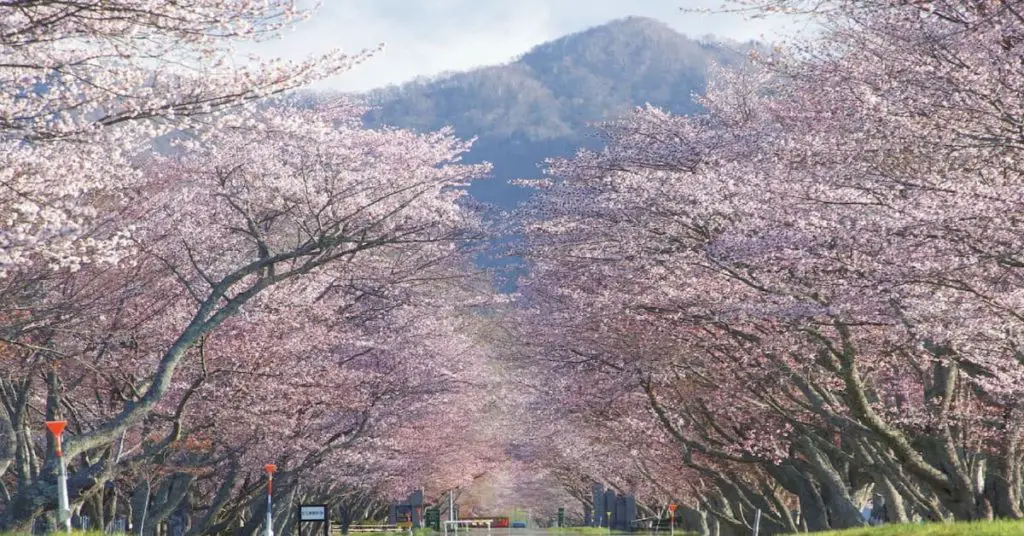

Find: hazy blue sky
<box><xmin>252</xmin><ymin>1</ymin><xmax>792</xmax><ymax>92</ymax></box>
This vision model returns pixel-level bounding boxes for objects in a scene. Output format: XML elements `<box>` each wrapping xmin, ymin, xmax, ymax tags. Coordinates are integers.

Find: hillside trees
<box><xmin>512</xmin><ymin>0</ymin><xmax>1024</xmax><ymax>532</ymax></box>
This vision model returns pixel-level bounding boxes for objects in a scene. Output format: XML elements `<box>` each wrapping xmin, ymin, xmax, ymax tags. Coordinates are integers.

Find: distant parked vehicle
<box><xmin>511</xmin><ymin>522</ymin><xmax>527</xmax><ymax>529</ymax></box>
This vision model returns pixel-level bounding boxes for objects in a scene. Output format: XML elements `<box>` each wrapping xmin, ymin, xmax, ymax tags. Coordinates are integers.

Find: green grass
<box><xmin>799</xmin><ymin>519</ymin><xmax>1024</xmax><ymax>535</ymax></box>
<box><xmin>374</xmin><ymin>530</ymin><xmax>436</xmax><ymax>536</ymax></box>
<box><xmin>547</xmin><ymin>529</ymin><xmax>696</xmax><ymax>536</ymax></box>
<box><xmin>0</xmin><ymin>532</ymin><xmax>121</xmax><ymax>536</ymax></box>
<box><xmin>547</xmin><ymin>529</ymin><xmax>629</xmax><ymax>535</ymax></box>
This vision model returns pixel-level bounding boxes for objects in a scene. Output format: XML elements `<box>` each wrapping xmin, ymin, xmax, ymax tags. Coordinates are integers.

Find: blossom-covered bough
<box><xmin>0</xmin><ymin>2</ymin><xmax>501</xmax><ymax>533</ymax></box>
<box><xmin>510</xmin><ymin>0</ymin><xmax>1024</xmax><ymax>532</ymax></box>
<box><xmin>0</xmin><ymin>0</ymin><xmax>375</xmax><ymax>278</ymax></box>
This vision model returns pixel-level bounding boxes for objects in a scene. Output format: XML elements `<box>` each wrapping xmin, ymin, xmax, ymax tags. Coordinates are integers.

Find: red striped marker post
<box><xmin>265</xmin><ymin>464</ymin><xmax>278</xmax><ymax>536</ymax></box>
<box><xmin>46</xmin><ymin>421</ymin><xmax>71</xmax><ymax>534</ymax></box>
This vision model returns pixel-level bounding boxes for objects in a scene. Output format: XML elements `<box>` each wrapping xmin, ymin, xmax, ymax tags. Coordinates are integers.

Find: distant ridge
<box><xmin>360</xmin><ymin>16</ymin><xmax>753</xmax><ymax>157</ymax></box>
<box><xmin>306</xmin><ymin>17</ymin><xmax>757</xmax><ymax>286</ymax></box>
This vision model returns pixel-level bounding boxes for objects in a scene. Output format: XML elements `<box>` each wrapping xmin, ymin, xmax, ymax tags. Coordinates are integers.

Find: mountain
<box><xmin>356</xmin><ymin>16</ymin><xmax>756</xmax><ymax>209</ymax></box>
<box><xmin>305</xmin><ymin>17</ymin><xmax>757</xmax><ymax>288</ymax></box>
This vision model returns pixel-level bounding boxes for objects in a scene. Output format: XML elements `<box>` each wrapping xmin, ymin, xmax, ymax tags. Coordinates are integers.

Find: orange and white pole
<box><xmin>265</xmin><ymin>464</ymin><xmax>277</xmax><ymax>536</ymax></box>
<box><xmin>46</xmin><ymin>421</ymin><xmax>71</xmax><ymax>534</ymax></box>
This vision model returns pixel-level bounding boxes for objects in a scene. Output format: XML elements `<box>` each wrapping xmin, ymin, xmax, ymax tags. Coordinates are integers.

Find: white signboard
<box><xmin>299</xmin><ymin>505</ymin><xmax>326</xmax><ymax>521</ymax></box>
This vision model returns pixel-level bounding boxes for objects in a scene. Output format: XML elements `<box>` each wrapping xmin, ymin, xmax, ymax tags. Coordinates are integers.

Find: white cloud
<box><xmin>251</xmin><ymin>0</ymin><xmax>795</xmax><ymax>92</ymax></box>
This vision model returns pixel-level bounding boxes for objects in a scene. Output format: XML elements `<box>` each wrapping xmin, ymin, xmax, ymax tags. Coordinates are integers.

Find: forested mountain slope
<box><xmin>355</xmin><ymin>16</ymin><xmax>754</xmax><ymax>209</ymax></box>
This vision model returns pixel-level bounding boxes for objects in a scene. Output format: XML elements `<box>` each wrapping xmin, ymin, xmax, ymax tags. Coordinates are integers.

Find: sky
<box><xmin>250</xmin><ymin>0</ymin><xmax>794</xmax><ymax>92</ymax></box>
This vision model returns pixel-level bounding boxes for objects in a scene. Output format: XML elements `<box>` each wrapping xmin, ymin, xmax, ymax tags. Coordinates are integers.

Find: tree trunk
<box><xmin>876</xmin><ymin>474</ymin><xmax>908</xmax><ymax>523</ymax></box>
<box><xmin>797</xmin><ymin>437</ymin><xmax>865</xmax><ymax>529</ymax></box>
<box><xmin>679</xmin><ymin>504</ymin><xmax>710</xmax><ymax>536</ymax></box>
<box><xmin>986</xmin><ymin>428</ymin><xmax>1023</xmax><ymax>520</ymax></box>
<box><xmin>104</xmin><ymin>484</ymin><xmax>119</xmax><ymax>531</ymax></box>
<box><xmin>185</xmin><ymin>469</ymin><xmax>239</xmax><ymax>536</ymax></box>
<box><xmin>143</xmin><ymin>473</ymin><xmax>196</xmax><ymax>536</ymax></box>
<box><xmin>131</xmin><ymin>479</ymin><xmax>152</xmax><ymax>536</ymax></box>
<box><xmin>767</xmin><ymin>462</ymin><xmax>829</xmax><ymax>532</ymax></box>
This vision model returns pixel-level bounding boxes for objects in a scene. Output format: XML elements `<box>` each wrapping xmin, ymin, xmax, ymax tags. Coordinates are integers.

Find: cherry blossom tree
<box><xmin>2</xmin><ymin>4</ymin><xmax>369</xmax><ymax>526</ymax></box>
<box><xmin>0</xmin><ymin>93</ymin><xmax>491</xmax><ymax>531</ymax></box>
<box><xmin>0</xmin><ymin>0</ymin><xmax>373</xmax><ymax>280</ymax></box>
<box><xmin>512</xmin><ymin>0</ymin><xmax>1024</xmax><ymax>531</ymax></box>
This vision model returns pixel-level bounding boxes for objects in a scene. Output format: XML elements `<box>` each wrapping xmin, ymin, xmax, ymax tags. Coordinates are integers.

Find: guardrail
<box><xmin>444</xmin><ymin>519</ymin><xmax>492</xmax><ymax>536</ymax></box>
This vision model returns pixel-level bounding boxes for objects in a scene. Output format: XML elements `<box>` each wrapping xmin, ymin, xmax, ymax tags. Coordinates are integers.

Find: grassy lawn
<box><xmin>7</xmin><ymin>522</ymin><xmax>1024</xmax><ymax>536</ymax></box>
<box><xmin>547</xmin><ymin>529</ymin><xmax>629</xmax><ymax>535</ymax></box>
<box><xmin>547</xmin><ymin>529</ymin><xmax>697</xmax><ymax>536</ymax></box>
<box><xmin>547</xmin><ymin>529</ymin><xmax>657</xmax><ymax>535</ymax></box>
<box><xmin>801</xmin><ymin>520</ymin><xmax>1024</xmax><ymax>535</ymax></box>
<box><xmin>0</xmin><ymin>533</ymin><xmax>115</xmax><ymax>536</ymax></box>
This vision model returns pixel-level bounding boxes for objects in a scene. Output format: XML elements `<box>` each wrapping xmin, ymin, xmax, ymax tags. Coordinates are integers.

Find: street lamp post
<box><xmin>45</xmin><ymin>421</ymin><xmax>71</xmax><ymax>534</ymax></box>
<box><xmin>265</xmin><ymin>464</ymin><xmax>277</xmax><ymax>536</ymax></box>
